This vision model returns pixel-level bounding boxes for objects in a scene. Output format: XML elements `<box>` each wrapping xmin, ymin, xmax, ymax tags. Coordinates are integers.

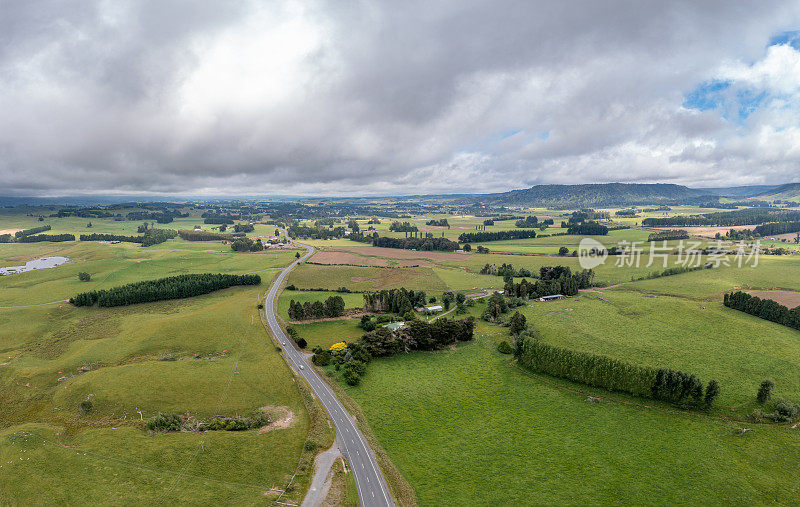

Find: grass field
<box><xmin>515</xmin><ymin>290</ymin><xmax>800</xmax><ymax>411</ymax></box>
<box><xmin>344</xmin><ymin>337</ymin><xmax>800</xmax><ymax>505</ymax></box>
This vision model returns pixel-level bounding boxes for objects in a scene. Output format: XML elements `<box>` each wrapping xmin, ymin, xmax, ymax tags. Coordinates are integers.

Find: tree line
<box><xmin>458</xmin><ymin>229</ymin><xmax>537</xmax><ymax>242</ymax></box>
<box><xmin>18</xmin><ymin>233</ymin><xmax>75</xmax><ymax>242</ymax></box>
<box><xmin>724</xmin><ymin>291</ymin><xmax>800</xmax><ymax>331</ymax></box>
<box><xmin>287</xmin><ymin>295</ymin><xmax>346</xmax><ymax>320</ymax></box>
<box><xmin>80</xmin><ymin>228</ymin><xmax>176</xmax><ymax>247</ymax></box>
<box><xmin>70</xmin><ymin>273</ymin><xmax>261</xmax><ymax>307</ymax></box>
<box><xmin>643</xmin><ymin>208</ymin><xmax>800</xmax><ymax>227</ymax></box>
<box><xmin>372</xmin><ymin>235</ymin><xmax>460</xmax><ymax>251</ymax></box>
<box><xmin>204</xmin><ymin>217</ymin><xmax>235</xmax><ymax>224</ymax></box>
<box><xmin>517</xmin><ymin>338</ymin><xmax>719</xmax><ymax>409</ymax></box>
<box><xmin>479</xmin><ymin>263</ymin><xmax>533</xmax><ymax>278</ymax></box>
<box><xmin>15</xmin><ymin>225</ymin><xmax>51</xmax><ymax>238</ymax></box>
<box><xmin>647</xmin><ymin>230</ymin><xmax>689</xmax><ymax>241</ymax></box>
<box><xmin>231</xmin><ymin>237</ymin><xmax>265</xmax><ymax>252</ymax></box>
<box><xmin>753</xmin><ymin>221</ymin><xmax>800</xmax><ymax>237</ymax></box>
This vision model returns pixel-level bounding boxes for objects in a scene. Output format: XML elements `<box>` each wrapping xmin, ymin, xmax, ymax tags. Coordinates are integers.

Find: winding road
<box><xmin>263</xmin><ymin>241</ymin><xmax>394</xmax><ymax>507</ymax></box>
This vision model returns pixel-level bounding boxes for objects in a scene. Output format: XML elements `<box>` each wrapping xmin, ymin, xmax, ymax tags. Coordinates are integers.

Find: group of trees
<box><xmin>479</xmin><ymin>263</ymin><xmax>533</xmax><ymax>278</ymax></box>
<box><xmin>515</xmin><ymin>216</ymin><xmax>539</xmax><ymax>227</ymax></box>
<box><xmin>70</xmin><ymin>273</ymin><xmax>260</xmax><ymax>307</ymax></box>
<box><xmin>288</xmin><ymin>224</ymin><xmax>346</xmax><ymax>239</ymax></box>
<box><xmin>502</xmin><ymin>266</ymin><xmax>594</xmax><ymax>300</ymax></box>
<box><xmin>231</xmin><ymin>237</ymin><xmax>264</xmax><ymax>252</ymax></box>
<box><xmin>372</xmin><ymin>235</ymin><xmax>459</xmax><ymax>251</ymax></box>
<box><xmin>458</xmin><ymin>230</ymin><xmax>537</xmax><ymax>243</ymax></box>
<box><xmin>518</xmin><ymin>338</ymin><xmax>719</xmax><ymax>409</ymax></box>
<box><xmin>178</xmin><ymin>230</ymin><xmax>233</xmax><ymax>241</ymax></box>
<box><xmin>724</xmin><ymin>291</ymin><xmax>800</xmax><ymax>331</ymax></box>
<box><xmin>647</xmin><ymin>230</ymin><xmax>689</xmax><ymax>241</ymax></box>
<box><xmin>389</xmin><ymin>221</ymin><xmax>419</xmax><ymax>232</ymax></box>
<box><xmin>566</xmin><ymin>221</ymin><xmax>608</xmax><ymax>235</ymax></box>
<box><xmin>287</xmin><ymin>295</ymin><xmax>346</xmax><ymax>320</ymax></box>
<box><xmin>18</xmin><ymin>233</ymin><xmax>75</xmax><ymax>242</ymax></box>
<box><xmin>359</xmin><ymin>316</ymin><xmax>475</xmax><ymax>357</ymax></box>
<box><xmin>425</xmin><ymin>219</ymin><xmax>449</xmax><ymax>227</ymax></box>
<box><xmin>233</xmin><ymin>223</ymin><xmax>255</xmax><ymax>233</ymax></box>
<box><xmin>483</xmin><ymin>292</ymin><xmax>525</xmax><ymax>321</ymax></box>
<box><xmin>363</xmin><ymin>288</ymin><xmax>427</xmax><ymax>314</ymax></box>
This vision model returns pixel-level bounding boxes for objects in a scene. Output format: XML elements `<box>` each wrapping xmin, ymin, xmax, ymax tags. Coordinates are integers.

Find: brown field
<box><xmin>0</xmin><ymin>228</ymin><xmax>24</xmax><ymax>235</ymax></box>
<box><xmin>332</xmin><ymin>245</ymin><xmax>472</xmax><ymax>262</ymax></box>
<box><xmin>748</xmin><ymin>290</ymin><xmax>800</xmax><ymax>309</ymax></box>
<box><xmin>310</xmin><ymin>251</ymin><xmax>429</xmax><ymax>268</ymax></box>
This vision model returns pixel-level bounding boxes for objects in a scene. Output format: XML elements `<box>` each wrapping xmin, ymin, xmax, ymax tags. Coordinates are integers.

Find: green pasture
<box><xmin>345</xmin><ymin>337</ymin><xmax>800</xmax><ymax>505</ymax></box>
<box><xmin>0</xmin><ymin>242</ymin><xmax>295</xmax><ymax>306</ymax></box>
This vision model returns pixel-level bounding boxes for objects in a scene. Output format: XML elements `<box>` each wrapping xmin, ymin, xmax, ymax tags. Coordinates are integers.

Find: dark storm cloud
<box><xmin>1</xmin><ymin>0</ymin><xmax>800</xmax><ymax>196</ymax></box>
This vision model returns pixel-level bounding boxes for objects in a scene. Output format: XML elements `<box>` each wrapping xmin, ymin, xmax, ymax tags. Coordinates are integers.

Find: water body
<box><xmin>0</xmin><ymin>256</ymin><xmax>69</xmax><ymax>276</ymax></box>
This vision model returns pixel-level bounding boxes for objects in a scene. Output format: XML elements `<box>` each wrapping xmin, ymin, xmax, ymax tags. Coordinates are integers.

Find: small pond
<box><xmin>0</xmin><ymin>256</ymin><xmax>70</xmax><ymax>276</ymax></box>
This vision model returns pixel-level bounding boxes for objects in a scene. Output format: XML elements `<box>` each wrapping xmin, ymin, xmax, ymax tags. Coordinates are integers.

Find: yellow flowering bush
<box><xmin>329</xmin><ymin>341</ymin><xmax>347</xmax><ymax>352</ymax></box>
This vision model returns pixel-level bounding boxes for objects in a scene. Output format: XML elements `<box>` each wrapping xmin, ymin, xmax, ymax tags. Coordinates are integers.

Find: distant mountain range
<box><xmin>473</xmin><ymin>183</ymin><xmax>710</xmax><ymax>207</ymax></box>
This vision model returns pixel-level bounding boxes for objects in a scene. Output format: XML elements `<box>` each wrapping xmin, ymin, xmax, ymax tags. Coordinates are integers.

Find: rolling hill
<box><xmin>752</xmin><ymin>183</ymin><xmax>800</xmax><ymax>202</ymax></box>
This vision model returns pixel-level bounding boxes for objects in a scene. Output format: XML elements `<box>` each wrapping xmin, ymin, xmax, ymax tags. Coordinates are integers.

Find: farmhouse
<box><xmin>539</xmin><ymin>294</ymin><xmax>564</xmax><ymax>302</ymax></box>
<box><xmin>424</xmin><ymin>305</ymin><xmax>443</xmax><ymax>314</ymax></box>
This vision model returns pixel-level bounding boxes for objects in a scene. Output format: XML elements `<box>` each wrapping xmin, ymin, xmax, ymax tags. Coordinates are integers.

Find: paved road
<box><xmin>263</xmin><ymin>242</ymin><xmax>394</xmax><ymax>507</ymax></box>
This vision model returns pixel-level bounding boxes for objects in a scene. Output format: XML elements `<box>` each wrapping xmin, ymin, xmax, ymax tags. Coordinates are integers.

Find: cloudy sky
<box><xmin>2</xmin><ymin>1</ymin><xmax>800</xmax><ymax>197</ymax></box>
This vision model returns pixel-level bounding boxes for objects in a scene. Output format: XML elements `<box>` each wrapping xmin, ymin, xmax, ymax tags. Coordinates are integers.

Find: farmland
<box><xmin>5</xmin><ymin>198</ymin><xmax>800</xmax><ymax>505</ymax></box>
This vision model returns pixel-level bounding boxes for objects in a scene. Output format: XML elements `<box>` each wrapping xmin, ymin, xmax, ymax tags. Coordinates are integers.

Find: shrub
<box><xmin>769</xmin><ymin>402</ymin><xmax>800</xmax><ymax>422</ymax></box>
<box><xmin>296</xmin><ymin>337</ymin><xmax>307</xmax><ymax>349</ymax></box>
<box><xmin>497</xmin><ymin>341</ymin><xmax>513</xmax><ymax>354</ymax></box>
<box><xmin>146</xmin><ymin>413</ymin><xmax>183</xmax><ymax>432</ymax></box>
<box><xmin>757</xmin><ymin>380</ymin><xmax>774</xmax><ymax>404</ymax></box>
<box><xmin>286</xmin><ymin>284</ymin><xmax>297</xmax><ymax>290</ymax></box>
<box><xmin>312</xmin><ymin>350</ymin><xmax>331</xmax><ymax>366</ymax></box>
<box><xmin>342</xmin><ymin>367</ymin><xmax>360</xmax><ymax>386</ymax></box>
<box><xmin>78</xmin><ymin>272</ymin><xmax>91</xmax><ymax>282</ymax></box>
<box><xmin>79</xmin><ymin>400</ymin><xmax>93</xmax><ymax>414</ymax></box>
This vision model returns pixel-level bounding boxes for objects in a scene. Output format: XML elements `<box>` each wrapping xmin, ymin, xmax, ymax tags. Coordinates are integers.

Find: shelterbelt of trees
<box><xmin>724</xmin><ymin>291</ymin><xmax>800</xmax><ymax>331</ymax></box>
<box><xmin>70</xmin><ymin>273</ymin><xmax>261</xmax><ymax>307</ymax></box>
<box><xmin>178</xmin><ymin>230</ymin><xmax>234</xmax><ymax>241</ymax></box>
<box><xmin>647</xmin><ymin>230</ymin><xmax>689</xmax><ymax>241</ymax></box>
<box><xmin>643</xmin><ymin>208</ymin><xmax>800</xmax><ymax>227</ymax></box>
<box><xmin>753</xmin><ymin>221</ymin><xmax>800</xmax><ymax>237</ymax></box>
<box><xmin>517</xmin><ymin>338</ymin><xmax>719</xmax><ymax>410</ymax></box>
<box><xmin>18</xmin><ymin>233</ymin><xmax>75</xmax><ymax>242</ymax></box>
<box><xmin>566</xmin><ymin>221</ymin><xmax>609</xmax><ymax>235</ymax></box>
<box><xmin>80</xmin><ymin>229</ymin><xmax>176</xmax><ymax>247</ymax></box>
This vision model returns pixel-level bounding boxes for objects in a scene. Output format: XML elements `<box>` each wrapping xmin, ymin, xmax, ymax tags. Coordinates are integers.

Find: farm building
<box><xmin>539</xmin><ymin>294</ymin><xmax>564</xmax><ymax>302</ymax></box>
<box><xmin>424</xmin><ymin>305</ymin><xmax>443</xmax><ymax>314</ymax></box>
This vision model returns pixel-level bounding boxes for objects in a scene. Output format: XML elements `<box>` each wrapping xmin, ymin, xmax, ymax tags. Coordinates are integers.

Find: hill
<box><xmin>477</xmin><ymin>183</ymin><xmax>709</xmax><ymax>207</ymax></box>
<box><xmin>697</xmin><ymin>185</ymin><xmax>778</xmax><ymax>197</ymax></box>
<box><xmin>752</xmin><ymin>182</ymin><xmax>800</xmax><ymax>201</ymax></box>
